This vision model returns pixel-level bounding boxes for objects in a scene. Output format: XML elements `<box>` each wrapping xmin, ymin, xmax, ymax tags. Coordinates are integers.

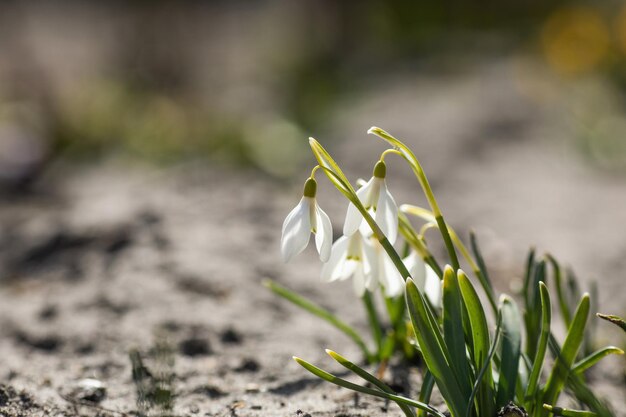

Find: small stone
<box><xmin>179</xmin><ymin>337</ymin><xmax>212</xmax><ymax>357</ymax></box>
<box><xmin>72</xmin><ymin>378</ymin><xmax>107</xmax><ymax>403</ymax></box>
<box><xmin>498</xmin><ymin>401</ymin><xmax>528</xmax><ymax>417</ymax></box>
<box><xmin>234</xmin><ymin>358</ymin><xmax>260</xmax><ymax>373</ymax></box>
<box><xmin>245</xmin><ymin>383</ymin><xmax>260</xmax><ymax>393</ymax></box>
<box><xmin>220</xmin><ymin>328</ymin><xmax>242</xmax><ymax>344</ymax></box>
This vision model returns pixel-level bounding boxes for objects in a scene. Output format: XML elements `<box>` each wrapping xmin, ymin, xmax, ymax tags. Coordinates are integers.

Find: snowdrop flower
<box><xmin>369</xmin><ymin>238</ymin><xmax>405</xmax><ymax>298</ymax></box>
<box><xmin>344</xmin><ymin>160</ymin><xmax>398</xmax><ymax>244</ymax></box>
<box><xmin>403</xmin><ymin>251</ymin><xmax>442</xmax><ymax>308</ymax></box>
<box><xmin>281</xmin><ymin>178</ymin><xmax>332</xmax><ymax>263</ymax></box>
<box><xmin>321</xmin><ymin>232</ymin><xmax>377</xmax><ymax>297</ymax></box>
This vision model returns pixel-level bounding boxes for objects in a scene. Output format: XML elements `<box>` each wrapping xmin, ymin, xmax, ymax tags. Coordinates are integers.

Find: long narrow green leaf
<box><xmin>368</xmin><ymin>127</ymin><xmax>460</xmax><ymax>270</ymax></box>
<box><xmin>543</xmin><ymin>404</ymin><xmax>598</xmax><ymax>417</ymax></box>
<box><xmin>597</xmin><ymin>313</ymin><xmax>626</xmax><ymax>332</ymax></box>
<box><xmin>467</xmin><ymin>308</ymin><xmax>502</xmax><ymax>417</ymax></box>
<box><xmin>469</xmin><ymin>231</ymin><xmax>497</xmax><ymax>313</ymax></box>
<box><xmin>458</xmin><ymin>271</ymin><xmax>495</xmax><ymax>417</ymax></box>
<box><xmin>406</xmin><ymin>278</ymin><xmax>467</xmax><ymax>417</ymax></box>
<box><xmin>263</xmin><ymin>280</ymin><xmax>373</xmax><ymax>362</ymax></box>
<box><xmin>525</xmin><ymin>282</ymin><xmax>551</xmax><ymax>408</ymax></box>
<box><xmin>362</xmin><ymin>291</ymin><xmax>384</xmax><ymax>355</ymax></box>
<box><xmin>524</xmin><ymin>259</ymin><xmax>546</xmax><ymax>359</ymax></box>
<box><xmin>417</xmin><ymin>371</ymin><xmax>435</xmax><ymax>417</ymax></box>
<box><xmin>564</xmin><ymin>373</ymin><xmax>614</xmax><ymax>417</ymax></box>
<box><xmin>522</xmin><ymin>248</ymin><xmax>536</xmax><ymax>308</ymax></box>
<box><xmin>293</xmin><ymin>356</ymin><xmax>446</xmax><ymax>417</ymax></box>
<box><xmin>541</xmin><ymin>294</ymin><xmax>591</xmax><ymax>417</ymax></box>
<box><xmin>442</xmin><ymin>266</ymin><xmax>472</xmax><ymax>399</ymax></box>
<box><xmin>496</xmin><ymin>295</ymin><xmax>522</xmax><ymax>408</ymax></box>
<box><xmin>571</xmin><ymin>346</ymin><xmax>624</xmax><ymax>374</ymax></box>
<box><xmin>326</xmin><ymin>350</ymin><xmax>415</xmax><ymax>417</ymax></box>
<box><xmin>547</xmin><ymin>255</ymin><xmax>572</xmax><ymax>329</ymax></box>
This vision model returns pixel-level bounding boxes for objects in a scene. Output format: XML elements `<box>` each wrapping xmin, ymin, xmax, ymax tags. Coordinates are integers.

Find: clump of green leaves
<box><xmin>276</xmin><ymin>129</ymin><xmax>624</xmax><ymax>417</ymax></box>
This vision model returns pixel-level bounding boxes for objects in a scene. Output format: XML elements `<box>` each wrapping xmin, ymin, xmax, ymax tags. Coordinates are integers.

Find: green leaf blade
<box><xmin>496</xmin><ymin>295</ymin><xmax>522</xmax><ymax>408</ymax></box>
<box><xmin>542</xmin><ymin>294</ymin><xmax>591</xmax><ymax>416</ymax></box>
<box><xmin>572</xmin><ymin>346</ymin><xmax>624</xmax><ymax>374</ymax></box>
<box><xmin>406</xmin><ymin>279</ymin><xmax>467</xmax><ymax>417</ymax></box>
<box><xmin>442</xmin><ymin>266</ymin><xmax>472</xmax><ymax>399</ymax></box>
<box><xmin>458</xmin><ymin>271</ymin><xmax>495</xmax><ymax>417</ymax></box>
<box><xmin>263</xmin><ymin>279</ymin><xmax>373</xmax><ymax>362</ymax></box>
<box><xmin>525</xmin><ymin>282</ymin><xmax>552</xmax><ymax>410</ymax></box>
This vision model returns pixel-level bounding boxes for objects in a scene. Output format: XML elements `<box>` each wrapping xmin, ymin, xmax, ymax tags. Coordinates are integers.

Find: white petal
<box><xmin>375</xmin><ymin>181</ymin><xmax>399</xmax><ymax>244</ymax></box>
<box><xmin>358</xmin><ymin>208</ymin><xmax>375</xmax><ymax>238</ymax></box>
<box><xmin>281</xmin><ymin>198</ymin><xmax>301</xmax><ymax>235</ymax></box>
<box><xmin>314</xmin><ymin>204</ymin><xmax>333</xmax><ymax>262</ymax></box>
<box><xmin>424</xmin><ymin>265</ymin><xmax>443</xmax><ymax>308</ymax></box>
<box><xmin>343</xmin><ymin>178</ymin><xmax>374</xmax><ymax>236</ymax></box>
<box><xmin>364</xmin><ymin>265</ymin><xmax>377</xmax><ymax>292</ymax></box>
<box><xmin>381</xmin><ymin>250</ymin><xmax>404</xmax><ymax>297</ymax></box>
<box><xmin>320</xmin><ymin>236</ymin><xmax>350</xmax><ymax>282</ymax></box>
<box><xmin>280</xmin><ymin>198</ymin><xmax>311</xmax><ymax>262</ymax></box>
<box><xmin>352</xmin><ymin>266</ymin><xmax>366</xmax><ymax>297</ymax></box>
<box><xmin>404</xmin><ymin>252</ymin><xmax>426</xmax><ymax>289</ymax></box>
<box><xmin>360</xmin><ymin>237</ymin><xmax>378</xmax><ymax>278</ymax></box>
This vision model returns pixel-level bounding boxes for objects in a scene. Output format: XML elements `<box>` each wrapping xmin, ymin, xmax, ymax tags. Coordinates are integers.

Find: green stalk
<box><xmin>525</xmin><ymin>282</ymin><xmax>551</xmax><ymax>411</ymax></box>
<box><xmin>363</xmin><ymin>291</ymin><xmax>384</xmax><ymax>356</ymax></box>
<box><xmin>541</xmin><ymin>294</ymin><xmax>590</xmax><ymax>417</ymax></box>
<box><xmin>368</xmin><ymin>127</ymin><xmax>460</xmax><ymax>270</ymax></box>
<box><xmin>327</xmin><ymin>350</ymin><xmax>416</xmax><ymax>417</ymax></box>
<box><xmin>263</xmin><ymin>279</ymin><xmax>374</xmax><ymax>362</ymax></box>
<box><xmin>294</xmin><ymin>356</ymin><xmax>446</xmax><ymax>417</ymax></box>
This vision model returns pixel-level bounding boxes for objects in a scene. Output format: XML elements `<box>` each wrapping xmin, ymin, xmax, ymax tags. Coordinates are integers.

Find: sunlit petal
<box><xmin>381</xmin><ymin>250</ymin><xmax>404</xmax><ymax>297</ymax></box>
<box><xmin>404</xmin><ymin>251</ymin><xmax>426</xmax><ymax>289</ymax></box>
<box><xmin>343</xmin><ymin>178</ymin><xmax>373</xmax><ymax>236</ymax></box>
<box><xmin>376</xmin><ymin>181</ymin><xmax>399</xmax><ymax>244</ymax></box>
<box><xmin>315</xmin><ymin>204</ymin><xmax>333</xmax><ymax>262</ymax></box>
<box><xmin>358</xmin><ymin>208</ymin><xmax>375</xmax><ymax>237</ymax></box>
<box><xmin>424</xmin><ymin>265</ymin><xmax>442</xmax><ymax>308</ymax></box>
<box><xmin>320</xmin><ymin>236</ymin><xmax>349</xmax><ymax>282</ymax></box>
<box><xmin>281</xmin><ymin>198</ymin><xmax>311</xmax><ymax>262</ymax></box>
<box><xmin>361</xmin><ymin>237</ymin><xmax>377</xmax><ymax>278</ymax></box>
<box><xmin>352</xmin><ymin>266</ymin><xmax>366</xmax><ymax>297</ymax></box>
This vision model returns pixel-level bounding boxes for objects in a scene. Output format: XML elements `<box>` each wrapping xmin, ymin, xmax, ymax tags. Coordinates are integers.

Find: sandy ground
<box><xmin>0</xmin><ymin>67</ymin><xmax>625</xmax><ymax>417</ymax></box>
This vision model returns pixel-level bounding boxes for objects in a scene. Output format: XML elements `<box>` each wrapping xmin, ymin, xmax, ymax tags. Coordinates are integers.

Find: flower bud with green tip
<box><xmin>281</xmin><ymin>177</ymin><xmax>333</xmax><ymax>262</ymax></box>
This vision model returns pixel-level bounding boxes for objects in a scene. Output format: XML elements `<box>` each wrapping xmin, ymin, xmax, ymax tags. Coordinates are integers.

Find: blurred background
<box><xmin>0</xmin><ymin>0</ymin><xmax>625</xmax><ymax>303</ymax></box>
<box><xmin>0</xmin><ymin>1</ymin><xmax>625</xmax><ymax>413</ymax></box>
<box><xmin>2</xmin><ymin>0</ymin><xmax>626</xmax><ymax>185</ymax></box>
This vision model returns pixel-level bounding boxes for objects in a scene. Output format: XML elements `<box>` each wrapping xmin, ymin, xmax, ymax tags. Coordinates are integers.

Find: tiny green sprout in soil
<box><xmin>268</xmin><ymin>127</ymin><xmax>625</xmax><ymax>417</ymax></box>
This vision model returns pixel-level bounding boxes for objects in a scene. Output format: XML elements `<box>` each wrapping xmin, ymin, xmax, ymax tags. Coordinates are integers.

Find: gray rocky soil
<box><xmin>0</xmin><ymin>66</ymin><xmax>625</xmax><ymax>417</ymax></box>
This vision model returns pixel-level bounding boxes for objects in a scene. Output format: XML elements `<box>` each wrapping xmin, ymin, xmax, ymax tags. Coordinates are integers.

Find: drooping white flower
<box><xmin>281</xmin><ymin>178</ymin><xmax>332</xmax><ymax>263</ymax></box>
<box><xmin>403</xmin><ymin>251</ymin><xmax>442</xmax><ymax>308</ymax></box>
<box><xmin>321</xmin><ymin>232</ymin><xmax>377</xmax><ymax>297</ymax></box>
<box><xmin>344</xmin><ymin>160</ymin><xmax>398</xmax><ymax>244</ymax></box>
<box><xmin>369</xmin><ymin>238</ymin><xmax>405</xmax><ymax>298</ymax></box>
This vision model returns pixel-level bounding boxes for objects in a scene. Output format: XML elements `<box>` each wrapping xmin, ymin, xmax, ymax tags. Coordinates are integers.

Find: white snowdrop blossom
<box><xmin>344</xmin><ymin>160</ymin><xmax>398</xmax><ymax>244</ymax></box>
<box><xmin>403</xmin><ymin>251</ymin><xmax>442</xmax><ymax>308</ymax></box>
<box><xmin>369</xmin><ymin>238</ymin><xmax>405</xmax><ymax>298</ymax></box>
<box><xmin>321</xmin><ymin>232</ymin><xmax>377</xmax><ymax>297</ymax></box>
<box><xmin>281</xmin><ymin>178</ymin><xmax>332</xmax><ymax>263</ymax></box>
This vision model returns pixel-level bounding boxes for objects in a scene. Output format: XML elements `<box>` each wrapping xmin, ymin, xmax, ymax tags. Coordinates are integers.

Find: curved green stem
<box><xmin>368</xmin><ymin>127</ymin><xmax>460</xmax><ymax>270</ymax></box>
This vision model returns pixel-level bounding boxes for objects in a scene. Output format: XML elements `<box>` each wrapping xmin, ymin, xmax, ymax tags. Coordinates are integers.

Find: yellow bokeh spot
<box><xmin>616</xmin><ymin>5</ymin><xmax>626</xmax><ymax>54</ymax></box>
<box><xmin>541</xmin><ymin>7</ymin><xmax>610</xmax><ymax>76</ymax></box>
